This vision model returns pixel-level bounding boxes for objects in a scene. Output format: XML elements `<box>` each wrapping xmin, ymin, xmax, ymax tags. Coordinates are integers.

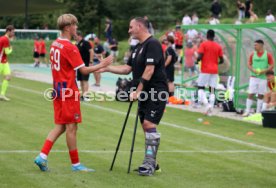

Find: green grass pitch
<box><xmin>1</xmin><ymin>77</ymin><xmax>276</xmax><ymax>188</ymax></box>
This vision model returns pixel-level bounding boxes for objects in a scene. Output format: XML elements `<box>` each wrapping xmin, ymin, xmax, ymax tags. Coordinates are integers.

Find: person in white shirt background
<box><xmin>265</xmin><ymin>10</ymin><xmax>275</xmax><ymax>23</ymax></box>
<box><xmin>182</xmin><ymin>14</ymin><xmax>192</xmax><ymax>25</ymax></box>
<box><xmin>209</xmin><ymin>15</ymin><xmax>220</xmax><ymax>25</ymax></box>
<box><xmin>192</xmin><ymin>12</ymin><xmax>199</xmax><ymax>25</ymax></box>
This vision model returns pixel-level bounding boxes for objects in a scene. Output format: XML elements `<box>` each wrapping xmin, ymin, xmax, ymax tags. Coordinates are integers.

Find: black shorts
<box><xmin>77</xmin><ymin>70</ymin><xmax>90</xmax><ymax>81</ymax></box>
<box><xmin>138</xmin><ymin>92</ymin><xmax>168</xmax><ymax>125</ymax></box>
<box><xmin>175</xmin><ymin>45</ymin><xmax>183</xmax><ymax>49</ymax></box>
<box><xmin>33</xmin><ymin>52</ymin><xmax>39</xmax><ymax>58</ymax></box>
<box><xmin>39</xmin><ymin>53</ymin><xmax>45</xmax><ymax>58</ymax></box>
<box><xmin>166</xmin><ymin>67</ymin><xmax>174</xmax><ymax>82</ymax></box>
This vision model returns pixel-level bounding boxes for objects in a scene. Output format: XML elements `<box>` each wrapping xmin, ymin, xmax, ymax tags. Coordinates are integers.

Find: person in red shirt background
<box><xmin>185</xmin><ymin>41</ymin><xmax>197</xmax><ymax>77</ymax></box>
<box><xmin>174</xmin><ymin>25</ymin><xmax>184</xmax><ymax>60</ymax></box>
<box><xmin>34</xmin><ymin>13</ymin><xmax>113</xmax><ymax>172</ymax></box>
<box><xmin>39</xmin><ymin>35</ymin><xmax>49</xmax><ymax>67</ymax></box>
<box><xmin>33</xmin><ymin>36</ymin><xmax>40</xmax><ymax>67</ymax></box>
<box><xmin>0</xmin><ymin>25</ymin><xmax>15</xmax><ymax>101</ymax></box>
<box><xmin>196</xmin><ymin>29</ymin><xmax>224</xmax><ymax>115</ymax></box>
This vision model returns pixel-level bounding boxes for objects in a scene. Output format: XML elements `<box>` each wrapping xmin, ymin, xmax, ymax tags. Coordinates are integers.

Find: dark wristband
<box><xmin>140</xmin><ymin>78</ymin><xmax>149</xmax><ymax>88</ymax></box>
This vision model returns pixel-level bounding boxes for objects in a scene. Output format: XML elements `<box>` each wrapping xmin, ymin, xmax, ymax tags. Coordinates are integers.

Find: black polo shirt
<box><xmin>165</xmin><ymin>46</ymin><xmax>177</xmax><ymax>70</ymax></box>
<box><xmin>77</xmin><ymin>39</ymin><xmax>91</xmax><ymax>66</ymax></box>
<box><xmin>127</xmin><ymin>36</ymin><xmax>168</xmax><ymax>92</ymax></box>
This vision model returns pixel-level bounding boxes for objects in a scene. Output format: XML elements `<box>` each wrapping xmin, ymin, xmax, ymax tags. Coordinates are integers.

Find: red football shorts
<box><xmin>53</xmin><ymin>98</ymin><xmax>82</xmax><ymax>124</ymax></box>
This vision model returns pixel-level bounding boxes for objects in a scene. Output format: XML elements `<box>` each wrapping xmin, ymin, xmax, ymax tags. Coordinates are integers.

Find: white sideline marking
<box><xmin>0</xmin><ymin>150</ymin><xmax>276</xmax><ymax>154</ymax></box>
<box><xmin>9</xmin><ymin>85</ymin><xmax>276</xmax><ymax>152</ymax></box>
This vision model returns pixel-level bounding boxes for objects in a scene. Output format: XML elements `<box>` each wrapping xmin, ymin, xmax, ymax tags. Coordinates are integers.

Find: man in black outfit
<box><xmin>75</xmin><ymin>31</ymin><xmax>93</xmax><ymax>101</ymax></box>
<box><xmin>99</xmin><ymin>17</ymin><xmax>168</xmax><ymax>176</ymax></box>
<box><xmin>245</xmin><ymin>0</ymin><xmax>252</xmax><ymax>18</ymax></box>
<box><xmin>210</xmin><ymin>0</ymin><xmax>222</xmax><ymax>18</ymax></box>
<box><xmin>165</xmin><ymin>36</ymin><xmax>177</xmax><ymax>99</ymax></box>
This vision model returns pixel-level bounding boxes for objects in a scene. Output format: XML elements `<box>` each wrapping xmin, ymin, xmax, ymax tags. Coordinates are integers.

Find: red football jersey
<box><xmin>198</xmin><ymin>40</ymin><xmax>223</xmax><ymax>74</ymax></box>
<box><xmin>0</xmin><ymin>35</ymin><xmax>10</xmax><ymax>64</ymax></box>
<box><xmin>39</xmin><ymin>40</ymin><xmax>46</xmax><ymax>54</ymax></box>
<box><xmin>34</xmin><ymin>40</ymin><xmax>40</xmax><ymax>52</ymax></box>
<box><xmin>174</xmin><ymin>31</ymin><xmax>183</xmax><ymax>46</ymax></box>
<box><xmin>50</xmin><ymin>38</ymin><xmax>84</xmax><ymax>100</ymax></box>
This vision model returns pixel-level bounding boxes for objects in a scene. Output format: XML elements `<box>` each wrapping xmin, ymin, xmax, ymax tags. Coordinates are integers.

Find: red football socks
<box><xmin>69</xmin><ymin>149</ymin><xmax>80</xmax><ymax>165</ymax></box>
<box><xmin>41</xmin><ymin>139</ymin><xmax>54</xmax><ymax>156</ymax></box>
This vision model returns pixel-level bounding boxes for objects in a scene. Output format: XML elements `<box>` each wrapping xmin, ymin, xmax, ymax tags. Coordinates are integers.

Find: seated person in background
<box><xmin>262</xmin><ymin>70</ymin><xmax>276</xmax><ymax>110</ymax></box>
<box><xmin>208</xmin><ymin>15</ymin><xmax>220</xmax><ymax>25</ymax></box>
<box><xmin>247</xmin><ymin>11</ymin><xmax>258</xmax><ymax>23</ymax></box>
<box><xmin>265</xmin><ymin>9</ymin><xmax>275</xmax><ymax>23</ymax></box>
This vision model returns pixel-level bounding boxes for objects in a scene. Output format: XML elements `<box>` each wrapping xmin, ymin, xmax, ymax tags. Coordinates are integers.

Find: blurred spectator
<box><xmin>185</xmin><ymin>41</ymin><xmax>197</xmax><ymax>77</ymax></box>
<box><xmin>93</xmin><ymin>38</ymin><xmax>106</xmax><ymax>87</ymax></box>
<box><xmin>174</xmin><ymin>25</ymin><xmax>184</xmax><ymax>58</ymax></box>
<box><xmin>245</xmin><ymin>0</ymin><xmax>253</xmax><ymax>19</ymax></box>
<box><xmin>33</xmin><ymin>36</ymin><xmax>40</xmax><ymax>67</ymax></box>
<box><xmin>75</xmin><ymin>31</ymin><xmax>93</xmax><ymax>101</ymax></box>
<box><xmin>39</xmin><ymin>35</ymin><xmax>48</xmax><ymax>67</ymax></box>
<box><xmin>247</xmin><ymin>12</ymin><xmax>258</xmax><ymax>23</ymax></box>
<box><xmin>210</xmin><ymin>0</ymin><xmax>222</xmax><ymax>18</ymax></box>
<box><xmin>192</xmin><ymin>13</ymin><xmax>199</xmax><ymax>25</ymax></box>
<box><xmin>265</xmin><ymin>10</ymin><xmax>275</xmax><ymax>23</ymax></box>
<box><xmin>103</xmin><ymin>39</ymin><xmax>111</xmax><ymax>57</ymax></box>
<box><xmin>186</xmin><ymin>29</ymin><xmax>198</xmax><ymax>40</ymax></box>
<box><xmin>209</xmin><ymin>15</ymin><xmax>220</xmax><ymax>25</ymax></box>
<box><xmin>164</xmin><ymin>36</ymin><xmax>177</xmax><ymax>100</ymax></box>
<box><xmin>105</xmin><ymin>18</ymin><xmax>112</xmax><ymax>43</ymax></box>
<box><xmin>161</xmin><ymin>38</ymin><xmax>168</xmax><ymax>55</ymax></box>
<box><xmin>144</xmin><ymin>16</ymin><xmax>155</xmax><ymax>35</ymax></box>
<box><xmin>182</xmin><ymin>14</ymin><xmax>192</xmax><ymax>25</ymax></box>
<box><xmin>109</xmin><ymin>38</ymin><xmax>119</xmax><ymax>63</ymax></box>
<box><xmin>237</xmin><ymin>0</ymin><xmax>245</xmax><ymax>20</ymax></box>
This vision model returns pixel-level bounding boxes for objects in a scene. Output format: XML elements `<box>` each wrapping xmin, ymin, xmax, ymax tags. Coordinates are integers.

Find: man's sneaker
<box><xmin>72</xmin><ymin>164</ymin><xmax>95</xmax><ymax>172</ymax></box>
<box><xmin>138</xmin><ymin>159</ymin><xmax>156</xmax><ymax>176</ymax></box>
<box><xmin>34</xmin><ymin>155</ymin><xmax>48</xmax><ymax>171</ymax></box>
<box><xmin>0</xmin><ymin>95</ymin><xmax>10</xmax><ymax>101</ymax></box>
<box><xmin>134</xmin><ymin>163</ymin><xmax>161</xmax><ymax>173</ymax></box>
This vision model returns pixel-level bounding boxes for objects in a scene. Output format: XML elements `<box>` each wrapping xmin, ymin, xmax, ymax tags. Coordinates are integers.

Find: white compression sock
<box><xmin>245</xmin><ymin>99</ymin><xmax>253</xmax><ymax>113</ymax></box>
<box><xmin>256</xmin><ymin>99</ymin><xmax>263</xmax><ymax>113</ymax></box>
<box><xmin>198</xmin><ymin>89</ymin><xmax>204</xmax><ymax>104</ymax></box>
<box><xmin>198</xmin><ymin>89</ymin><xmax>208</xmax><ymax>105</ymax></box>
<box><xmin>262</xmin><ymin>102</ymin><xmax>267</xmax><ymax>111</ymax></box>
<box><xmin>209</xmin><ymin>93</ymin><xmax>216</xmax><ymax>108</ymax></box>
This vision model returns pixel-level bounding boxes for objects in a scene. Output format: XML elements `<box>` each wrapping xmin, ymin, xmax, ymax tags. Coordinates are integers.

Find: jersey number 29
<box><xmin>50</xmin><ymin>47</ymin><xmax>60</xmax><ymax>71</ymax></box>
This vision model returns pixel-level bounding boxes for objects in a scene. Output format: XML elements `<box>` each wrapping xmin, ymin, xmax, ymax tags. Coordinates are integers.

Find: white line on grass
<box><xmin>1</xmin><ymin>150</ymin><xmax>276</xmax><ymax>154</ymax></box>
<box><xmin>9</xmin><ymin>85</ymin><xmax>276</xmax><ymax>152</ymax></box>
